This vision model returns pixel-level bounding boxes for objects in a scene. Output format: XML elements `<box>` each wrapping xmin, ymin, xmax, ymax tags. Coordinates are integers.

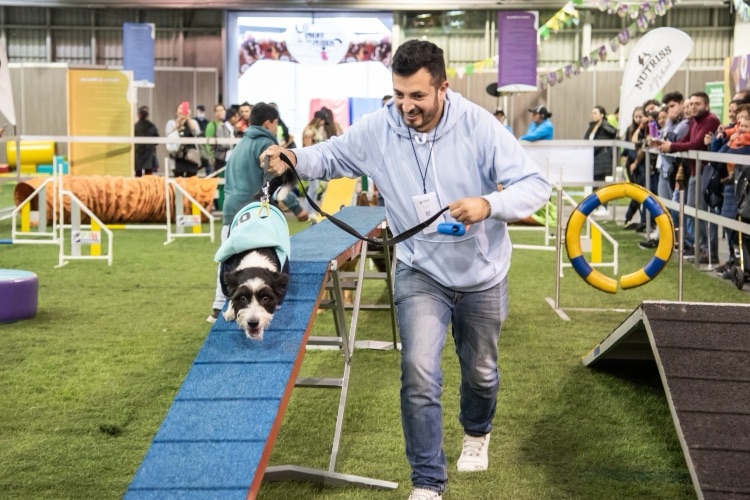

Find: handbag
<box><xmin>178</xmin><ymin>146</ymin><xmax>201</xmax><ymax>166</ymax></box>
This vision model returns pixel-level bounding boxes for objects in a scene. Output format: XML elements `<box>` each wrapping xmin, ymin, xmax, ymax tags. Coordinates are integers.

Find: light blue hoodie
<box><xmin>292</xmin><ymin>89</ymin><xmax>551</xmax><ymax>292</ymax></box>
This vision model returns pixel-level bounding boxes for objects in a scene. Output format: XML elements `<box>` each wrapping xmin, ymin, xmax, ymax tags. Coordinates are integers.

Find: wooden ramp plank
<box><xmin>126</xmin><ymin>207</ymin><xmax>387</xmax><ymax>500</ymax></box>
<box><xmin>584</xmin><ymin>301</ymin><xmax>750</xmax><ymax>500</ymax></box>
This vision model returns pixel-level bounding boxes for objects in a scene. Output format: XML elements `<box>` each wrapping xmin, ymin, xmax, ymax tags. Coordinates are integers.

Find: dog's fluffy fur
<box><xmin>222</xmin><ymin>247</ymin><xmax>289</xmax><ymax>341</ymax></box>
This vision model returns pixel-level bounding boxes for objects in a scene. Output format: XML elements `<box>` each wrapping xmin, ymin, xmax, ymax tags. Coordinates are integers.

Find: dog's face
<box><xmin>223</xmin><ymin>267</ymin><xmax>288</xmax><ymax>340</ymax></box>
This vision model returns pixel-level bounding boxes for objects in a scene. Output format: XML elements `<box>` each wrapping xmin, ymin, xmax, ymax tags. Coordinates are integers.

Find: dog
<box><xmin>215</xmin><ymin>202</ymin><xmax>291</xmax><ymax>341</ymax></box>
<box><xmin>221</xmin><ymin>247</ymin><xmax>288</xmax><ymax>341</ymax></box>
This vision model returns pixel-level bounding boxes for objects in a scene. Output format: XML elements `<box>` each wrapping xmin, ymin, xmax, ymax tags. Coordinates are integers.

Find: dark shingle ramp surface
<box><xmin>583</xmin><ymin>301</ymin><xmax>750</xmax><ymax>500</ymax></box>
<box><xmin>125</xmin><ymin>206</ymin><xmax>386</xmax><ymax>500</ymax></box>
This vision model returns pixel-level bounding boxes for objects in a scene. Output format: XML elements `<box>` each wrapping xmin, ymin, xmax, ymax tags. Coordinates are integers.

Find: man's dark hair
<box><xmin>690</xmin><ymin>91</ymin><xmax>710</xmax><ymax>106</ymax></box>
<box><xmin>392</xmin><ymin>40</ymin><xmax>447</xmax><ymax>87</ymax></box>
<box><xmin>224</xmin><ymin>106</ymin><xmax>238</xmax><ymax>122</ymax></box>
<box><xmin>240</xmin><ymin>101</ymin><xmax>252</xmax><ymax>109</ymax></box>
<box><xmin>737</xmin><ymin>89</ymin><xmax>750</xmax><ymax>104</ymax></box>
<box><xmin>662</xmin><ymin>91</ymin><xmax>684</xmax><ymax>105</ymax></box>
<box><xmin>643</xmin><ymin>99</ymin><xmax>661</xmax><ymax>110</ymax></box>
<box><xmin>137</xmin><ymin>106</ymin><xmax>149</xmax><ymax>120</ymax></box>
<box><xmin>250</xmin><ymin>102</ymin><xmax>279</xmax><ymax>126</ymax></box>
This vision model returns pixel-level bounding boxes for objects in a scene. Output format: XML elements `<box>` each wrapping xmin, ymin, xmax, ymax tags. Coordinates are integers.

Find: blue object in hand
<box><xmin>437</xmin><ymin>223</ymin><xmax>466</xmax><ymax>236</ymax></box>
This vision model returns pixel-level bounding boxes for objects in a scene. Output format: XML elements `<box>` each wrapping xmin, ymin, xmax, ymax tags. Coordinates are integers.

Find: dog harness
<box><xmin>215</xmin><ymin>201</ymin><xmax>291</xmax><ymax>268</ymax></box>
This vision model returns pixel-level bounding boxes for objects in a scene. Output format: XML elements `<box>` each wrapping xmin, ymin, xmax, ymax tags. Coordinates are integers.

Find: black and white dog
<box><xmin>216</xmin><ymin>202</ymin><xmax>291</xmax><ymax>341</ymax></box>
<box><xmin>221</xmin><ymin>247</ymin><xmax>289</xmax><ymax>340</ymax></box>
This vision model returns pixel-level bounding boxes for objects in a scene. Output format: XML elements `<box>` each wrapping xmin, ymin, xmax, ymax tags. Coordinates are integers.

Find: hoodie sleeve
<box><xmin>291</xmin><ymin>115</ymin><xmax>379</xmax><ymax>180</ymax></box>
<box><xmin>480</xmin><ymin>117</ymin><xmax>551</xmax><ymax>222</ymax></box>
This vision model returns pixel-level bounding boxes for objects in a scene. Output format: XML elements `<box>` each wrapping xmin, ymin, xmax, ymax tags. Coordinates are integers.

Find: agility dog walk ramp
<box><xmin>125</xmin><ymin>206</ymin><xmax>396</xmax><ymax>499</ymax></box>
<box><xmin>583</xmin><ymin>301</ymin><xmax>750</xmax><ymax>500</ymax></box>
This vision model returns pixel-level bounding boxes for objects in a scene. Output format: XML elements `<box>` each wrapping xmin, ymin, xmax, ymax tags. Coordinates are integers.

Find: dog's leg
<box><xmin>223</xmin><ymin>303</ymin><xmax>236</xmax><ymax>322</ymax></box>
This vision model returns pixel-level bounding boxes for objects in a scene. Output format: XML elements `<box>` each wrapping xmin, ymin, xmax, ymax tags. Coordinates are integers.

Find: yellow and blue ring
<box><xmin>565</xmin><ymin>183</ymin><xmax>674</xmax><ymax>294</ymax></box>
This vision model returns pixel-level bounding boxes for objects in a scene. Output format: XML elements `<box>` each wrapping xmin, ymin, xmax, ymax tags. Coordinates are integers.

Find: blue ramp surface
<box><xmin>126</xmin><ymin>206</ymin><xmax>386</xmax><ymax>500</ymax></box>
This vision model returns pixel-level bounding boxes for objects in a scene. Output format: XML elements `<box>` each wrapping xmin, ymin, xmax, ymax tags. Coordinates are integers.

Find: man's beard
<box><xmin>400</xmin><ymin>96</ymin><xmax>440</xmax><ymax>132</ymax></box>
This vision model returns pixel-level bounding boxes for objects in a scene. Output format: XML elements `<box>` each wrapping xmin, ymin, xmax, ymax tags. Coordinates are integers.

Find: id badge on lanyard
<box><xmin>412</xmin><ymin>192</ymin><xmax>442</xmax><ymax>235</ymax></box>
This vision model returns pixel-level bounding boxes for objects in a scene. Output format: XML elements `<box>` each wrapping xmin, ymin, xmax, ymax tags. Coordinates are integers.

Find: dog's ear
<box><xmin>271</xmin><ymin>272</ymin><xmax>289</xmax><ymax>298</ymax></box>
<box><xmin>223</xmin><ymin>269</ymin><xmax>240</xmax><ymax>297</ymax></box>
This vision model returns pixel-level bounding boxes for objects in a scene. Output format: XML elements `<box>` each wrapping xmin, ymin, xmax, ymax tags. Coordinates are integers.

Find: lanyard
<box><xmin>409</xmin><ymin>125</ymin><xmax>439</xmax><ymax>195</ymax></box>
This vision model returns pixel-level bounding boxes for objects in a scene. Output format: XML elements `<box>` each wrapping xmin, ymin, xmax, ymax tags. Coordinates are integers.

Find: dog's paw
<box><xmin>223</xmin><ymin>306</ymin><xmax>236</xmax><ymax>322</ymax></box>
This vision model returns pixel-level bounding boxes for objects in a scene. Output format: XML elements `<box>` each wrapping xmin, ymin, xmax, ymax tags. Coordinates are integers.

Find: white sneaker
<box><xmin>593</xmin><ymin>206</ymin><xmax>609</xmax><ymax>217</ymax></box>
<box><xmin>457</xmin><ymin>433</ymin><xmax>490</xmax><ymax>472</ymax></box>
<box><xmin>408</xmin><ymin>488</ymin><xmax>442</xmax><ymax>500</ymax></box>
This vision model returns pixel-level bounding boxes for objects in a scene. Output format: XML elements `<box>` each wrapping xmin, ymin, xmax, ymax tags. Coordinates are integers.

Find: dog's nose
<box><xmin>248</xmin><ymin>319</ymin><xmax>260</xmax><ymax>329</ymax></box>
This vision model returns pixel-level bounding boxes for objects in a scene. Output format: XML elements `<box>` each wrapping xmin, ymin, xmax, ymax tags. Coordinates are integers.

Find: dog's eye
<box><xmin>260</xmin><ymin>296</ymin><xmax>270</xmax><ymax>304</ymax></box>
<box><xmin>238</xmin><ymin>296</ymin><xmax>248</xmax><ymax>304</ymax></box>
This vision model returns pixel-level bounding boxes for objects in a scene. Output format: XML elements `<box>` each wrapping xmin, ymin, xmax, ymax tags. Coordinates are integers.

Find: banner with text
<box><xmin>618</xmin><ymin>27</ymin><xmax>693</xmax><ymax>137</ymax></box>
<box><xmin>497</xmin><ymin>11</ymin><xmax>539</xmax><ymax>93</ymax></box>
<box><xmin>67</xmin><ymin>69</ymin><xmax>133</xmax><ymax>176</ymax></box>
<box><xmin>705</xmin><ymin>81</ymin><xmax>725</xmax><ymax>123</ymax></box>
<box><xmin>123</xmin><ymin>23</ymin><xmax>155</xmax><ymax>87</ymax></box>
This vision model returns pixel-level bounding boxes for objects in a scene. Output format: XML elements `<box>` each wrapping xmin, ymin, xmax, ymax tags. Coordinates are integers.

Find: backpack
<box><xmin>703</xmin><ymin>163</ymin><xmax>725</xmax><ymax>210</ymax></box>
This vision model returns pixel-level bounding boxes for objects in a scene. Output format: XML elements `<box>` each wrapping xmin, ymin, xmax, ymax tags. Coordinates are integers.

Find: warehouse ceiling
<box><xmin>0</xmin><ymin>0</ymin><xmax>730</xmax><ymax>10</ymax></box>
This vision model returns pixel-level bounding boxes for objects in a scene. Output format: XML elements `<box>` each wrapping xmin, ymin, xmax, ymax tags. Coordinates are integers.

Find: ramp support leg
<box><xmin>263</xmin><ymin>465</ymin><xmax>398</xmax><ymax>490</ymax></box>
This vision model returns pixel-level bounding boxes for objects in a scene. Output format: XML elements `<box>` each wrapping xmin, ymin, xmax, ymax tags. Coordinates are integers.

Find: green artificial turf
<box><xmin>0</xmin><ymin>211</ymin><xmax>747</xmax><ymax>500</ymax></box>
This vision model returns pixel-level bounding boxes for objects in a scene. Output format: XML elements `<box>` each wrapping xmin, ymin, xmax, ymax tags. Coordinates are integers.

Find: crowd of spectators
<box><xmin>617</xmin><ymin>88</ymin><xmax>750</xmax><ymax>282</ymax></box>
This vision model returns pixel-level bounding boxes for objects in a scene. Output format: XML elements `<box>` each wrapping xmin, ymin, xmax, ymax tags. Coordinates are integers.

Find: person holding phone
<box><xmin>165</xmin><ymin>101</ymin><xmax>201</xmax><ymax>177</ymax></box>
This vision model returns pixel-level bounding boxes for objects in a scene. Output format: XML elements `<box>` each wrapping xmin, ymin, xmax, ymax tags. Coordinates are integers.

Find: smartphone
<box><xmin>178</xmin><ymin>101</ymin><xmax>190</xmax><ymax>116</ymax></box>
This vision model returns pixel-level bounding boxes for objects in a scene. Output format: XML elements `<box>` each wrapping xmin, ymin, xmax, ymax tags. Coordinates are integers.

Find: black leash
<box><xmin>264</xmin><ymin>153</ymin><xmax>450</xmax><ymax>246</ymax></box>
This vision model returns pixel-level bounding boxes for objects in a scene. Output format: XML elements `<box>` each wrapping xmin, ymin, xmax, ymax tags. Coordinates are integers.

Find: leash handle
<box><xmin>276</xmin><ymin>152</ymin><xmax>450</xmax><ymax>246</ymax></box>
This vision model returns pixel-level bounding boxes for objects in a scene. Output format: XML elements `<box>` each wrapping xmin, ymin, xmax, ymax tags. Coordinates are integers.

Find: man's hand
<box><xmin>448</xmin><ymin>197</ymin><xmax>491</xmax><ymax>226</ymax></box>
<box><xmin>260</xmin><ymin>145</ymin><xmax>296</xmax><ymax>176</ymax></box>
<box><xmin>657</xmin><ymin>141</ymin><xmax>672</xmax><ymax>153</ymax></box>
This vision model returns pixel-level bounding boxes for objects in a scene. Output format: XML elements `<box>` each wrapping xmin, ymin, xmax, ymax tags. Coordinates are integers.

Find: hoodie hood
<box><xmin>384</xmin><ymin>88</ymin><xmax>465</xmax><ymax>141</ymax></box>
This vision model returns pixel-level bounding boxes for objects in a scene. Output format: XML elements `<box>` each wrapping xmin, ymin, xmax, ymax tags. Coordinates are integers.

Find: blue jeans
<box><xmin>394</xmin><ymin>262</ymin><xmax>508</xmax><ymax>492</ymax></box>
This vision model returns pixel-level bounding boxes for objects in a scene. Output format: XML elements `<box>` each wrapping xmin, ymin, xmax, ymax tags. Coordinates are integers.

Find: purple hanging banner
<box><xmin>497</xmin><ymin>11</ymin><xmax>538</xmax><ymax>92</ymax></box>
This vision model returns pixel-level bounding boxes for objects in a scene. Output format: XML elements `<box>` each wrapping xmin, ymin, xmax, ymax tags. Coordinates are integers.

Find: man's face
<box><xmin>728</xmin><ymin>103</ymin><xmax>737</xmax><ymax>124</ymax></box>
<box><xmin>690</xmin><ymin>96</ymin><xmax>708</xmax><ymax>117</ymax></box>
<box><xmin>263</xmin><ymin>118</ymin><xmax>279</xmax><ymax>134</ymax></box>
<box><xmin>644</xmin><ymin>103</ymin><xmax>659</xmax><ymax>116</ymax></box>
<box><xmin>392</xmin><ymin>68</ymin><xmax>448</xmax><ymax>133</ymax></box>
<box><xmin>532</xmin><ymin>112</ymin><xmax>544</xmax><ymax>124</ymax></box>
<box><xmin>665</xmin><ymin>100</ymin><xmax>683</xmax><ymax>121</ymax></box>
<box><xmin>240</xmin><ymin>106</ymin><xmax>251</xmax><ymax>120</ymax></box>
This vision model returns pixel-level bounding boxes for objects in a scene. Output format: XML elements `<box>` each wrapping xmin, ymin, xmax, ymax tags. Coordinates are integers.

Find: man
<box><xmin>657</xmin><ymin>91</ymin><xmax>721</xmax><ymax>262</ymax></box>
<box><xmin>519</xmin><ymin>105</ymin><xmax>554</xmax><ymax>141</ymax></box>
<box><xmin>194</xmin><ymin>104</ymin><xmax>208</xmax><ymax>134</ymax></box>
<box><xmin>207</xmin><ymin>102</ymin><xmax>279</xmax><ymax>323</ymax></box>
<box><xmin>133</xmin><ymin>106</ymin><xmax>159</xmax><ymax>177</ymax></box>
<box><xmin>639</xmin><ymin>92</ymin><xmax>689</xmax><ymax>249</ymax></box>
<box><xmin>261</xmin><ymin>40</ymin><xmax>550</xmax><ymax>499</ymax></box>
<box><xmin>203</xmin><ymin>104</ymin><xmax>232</xmax><ymax>172</ymax></box>
<box><xmin>494</xmin><ymin>108</ymin><xmax>512</xmax><ymax>134</ymax></box>
<box><xmin>235</xmin><ymin>102</ymin><xmax>252</xmax><ymax>137</ymax></box>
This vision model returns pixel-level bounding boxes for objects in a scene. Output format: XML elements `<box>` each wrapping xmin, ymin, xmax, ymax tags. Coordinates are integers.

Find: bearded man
<box><xmin>261</xmin><ymin>40</ymin><xmax>550</xmax><ymax>500</ymax></box>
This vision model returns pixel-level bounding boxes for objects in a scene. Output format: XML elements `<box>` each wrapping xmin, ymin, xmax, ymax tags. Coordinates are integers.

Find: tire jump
<box><xmin>566</xmin><ymin>183</ymin><xmax>673</xmax><ymax>294</ymax></box>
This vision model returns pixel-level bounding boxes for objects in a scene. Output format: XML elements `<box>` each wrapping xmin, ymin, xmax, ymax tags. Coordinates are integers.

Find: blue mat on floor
<box><xmin>125</xmin><ymin>206</ymin><xmax>386</xmax><ymax>499</ymax></box>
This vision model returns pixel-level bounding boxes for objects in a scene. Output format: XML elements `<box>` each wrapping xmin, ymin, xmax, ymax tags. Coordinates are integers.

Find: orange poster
<box><xmin>67</xmin><ymin>69</ymin><xmax>133</xmax><ymax>176</ymax></box>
